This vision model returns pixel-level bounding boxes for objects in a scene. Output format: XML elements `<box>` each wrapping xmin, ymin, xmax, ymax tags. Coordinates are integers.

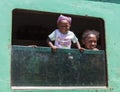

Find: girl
<box><xmin>82</xmin><ymin>30</ymin><xmax>100</xmax><ymax>50</ymax></box>
<box><xmin>47</xmin><ymin>15</ymin><xmax>83</xmax><ymax>52</ymax></box>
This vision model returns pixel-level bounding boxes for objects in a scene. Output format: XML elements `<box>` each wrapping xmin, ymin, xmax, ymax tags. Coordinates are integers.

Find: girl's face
<box><xmin>58</xmin><ymin>20</ymin><xmax>71</xmax><ymax>34</ymax></box>
<box><xmin>83</xmin><ymin>34</ymin><xmax>97</xmax><ymax>50</ymax></box>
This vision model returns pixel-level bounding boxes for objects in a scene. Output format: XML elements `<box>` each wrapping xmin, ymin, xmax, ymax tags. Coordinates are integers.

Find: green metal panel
<box><xmin>11</xmin><ymin>45</ymin><xmax>106</xmax><ymax>86</ymax></box>
<box><xmin>0</xmin><ymin>0</ymin><xmax>120</xmax><ymax>92</ymax></box>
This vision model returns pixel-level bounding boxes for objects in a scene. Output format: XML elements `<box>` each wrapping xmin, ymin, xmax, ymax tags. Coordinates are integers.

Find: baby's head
<box><xmin>57</xmin><ymin>15</ymin><xmax>72</xmax><ymax>34</ymax></box>
<box><xmin>82</xmin><ymin>30</ymin><xmax>99</xmax><ymax>50</ymax></box>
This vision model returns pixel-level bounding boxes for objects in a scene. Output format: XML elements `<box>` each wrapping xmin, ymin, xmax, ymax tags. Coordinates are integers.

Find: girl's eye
<box><xmin>60</xmin><ymin>26</ymin><xmax>68</xmax><ymax>28</ymax></box>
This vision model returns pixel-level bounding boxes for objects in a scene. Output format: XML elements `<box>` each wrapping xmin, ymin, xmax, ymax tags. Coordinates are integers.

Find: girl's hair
<box><xmin>82</xmin><ymin>29</ymin><xmax>100</xmax><ymax>40</ymax></box>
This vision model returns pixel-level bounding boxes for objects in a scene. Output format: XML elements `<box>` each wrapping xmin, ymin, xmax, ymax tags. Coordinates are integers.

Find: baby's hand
<box><xmin>51</xmin><ymin>46</ymin><xmax>57</xmax><ymax>52</ymax></box>
<box><xmin>79</xmin><ymin>47</ymin><xmax>85</xmax><ymax>52</ymax></box>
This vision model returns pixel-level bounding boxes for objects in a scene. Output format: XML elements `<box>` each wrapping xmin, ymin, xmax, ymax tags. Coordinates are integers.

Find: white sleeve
<box><xmin>48</xmin><ymin>31</ymin><xmax>56</xmax><ymax>41</ymax></box>
<box><xmin>72</xmin><ymin>33</ymin><xmax>78</xmax><ymax>43</ymax></box>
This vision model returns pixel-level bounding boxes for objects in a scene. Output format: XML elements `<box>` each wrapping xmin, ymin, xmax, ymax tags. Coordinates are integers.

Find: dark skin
<box><xmin>47</xmin><ymin>20</ymin><xmax>84</xmax><ymax>52</ymax></box>
<box><xmin>82</xmin><ymin>34</ymin><xmax>98</xmax><ymax>50</ymax></box>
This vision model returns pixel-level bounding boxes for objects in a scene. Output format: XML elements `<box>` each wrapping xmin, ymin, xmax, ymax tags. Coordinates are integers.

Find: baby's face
<box><xmin>84</xmin><ymin>34</ymin><xmax>97</xmax><ymax>50</ymax></box>
<box><xmin>58</xmin><ymin>20</ymin><xmax>71</xmax><ymax>34</ymax></box>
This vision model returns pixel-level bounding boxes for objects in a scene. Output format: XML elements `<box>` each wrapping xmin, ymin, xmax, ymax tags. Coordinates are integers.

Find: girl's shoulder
<box><xmin>68</xmin><ymin>30</ymin><xmax>75</xmax><ymax>35</ymax></box>
<box><xmin>54</xmin><ymin>29</ymin><xmax>60</xmax><ymax>33</ymax></box>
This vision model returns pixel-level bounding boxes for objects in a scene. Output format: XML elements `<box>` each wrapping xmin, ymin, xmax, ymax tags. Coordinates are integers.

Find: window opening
<box><xmin>12</xmin><ymin>9</ymin><xmax>107</xmax><ymax>89</ymax></box>
<box><xmin>12</xmin><ymin>9</ymin><xmax>105</xmax><ymax>50</ymax></box>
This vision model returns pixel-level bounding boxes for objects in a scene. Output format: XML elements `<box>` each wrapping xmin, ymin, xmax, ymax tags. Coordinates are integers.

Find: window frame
<box><xmin>11</xmin><ymin>8</ymin><xmax>108</xmax><ymax>89</ymax></box>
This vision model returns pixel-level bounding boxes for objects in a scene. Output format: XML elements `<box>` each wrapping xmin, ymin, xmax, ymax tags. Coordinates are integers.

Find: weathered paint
<box><xmin>0</xmin><ymin>0</ymin><xmax>120</xmax><ymax>92</ymax></box>
<box><xmin>11</xmin><ymin>45</ymin><xmax>106</xmax><ymax>87</ymax></box>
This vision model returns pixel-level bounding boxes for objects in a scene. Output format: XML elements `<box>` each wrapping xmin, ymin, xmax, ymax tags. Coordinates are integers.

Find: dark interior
<box><xmin>12</xmin><ymin>9</ymin><xmax>105</xmax><ymax>50</ymax></box>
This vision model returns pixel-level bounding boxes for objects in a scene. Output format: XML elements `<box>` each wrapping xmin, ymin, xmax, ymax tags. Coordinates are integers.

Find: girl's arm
<box><xmin>47</xmin><ymin>37</ymin><xmax>57</xmax><ymax>52</ymax></box>
<box><xmin>75</xmin><ymin>41</ymin><xmax>85</xmax><ymax>51</ymax></box>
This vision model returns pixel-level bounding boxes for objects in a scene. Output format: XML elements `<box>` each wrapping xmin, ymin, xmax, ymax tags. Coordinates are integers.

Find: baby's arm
<box><xmin>75</xmin><ymin>41</ymin><xmax>84</xmax><ymax>51</ymax></box>
<box><xmin>47</xmin><ymin>37</ymin><xmax>57</xmax><ymax>52</ymax></box>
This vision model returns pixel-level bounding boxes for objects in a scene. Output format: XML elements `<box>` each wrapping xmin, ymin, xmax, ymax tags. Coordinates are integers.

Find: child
<box><xmin>82</xmin><ymin>30</ymin><xmax>99</xmax><ymax>50</ymax></box>
<box><xmin>47</xmin><ymin>14</ymin><xmax>83</xmax><ymax>52</ymax></box>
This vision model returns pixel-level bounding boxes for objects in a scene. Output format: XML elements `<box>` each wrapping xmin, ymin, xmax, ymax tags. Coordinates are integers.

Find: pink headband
<box><xmin>57</xmin><ymin>15</ymin><xmax>72</xmax><ymax>24</ymax></box>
